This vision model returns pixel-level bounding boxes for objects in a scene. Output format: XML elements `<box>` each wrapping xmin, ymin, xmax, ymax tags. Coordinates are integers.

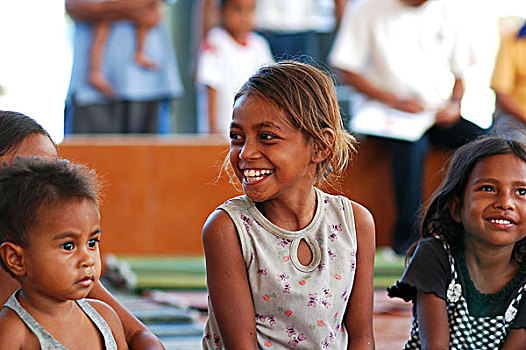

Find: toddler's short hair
<box><xmin>0</xmin><ymin>158</ymin><xmax>101</xmax><ymax>272</ymax></box>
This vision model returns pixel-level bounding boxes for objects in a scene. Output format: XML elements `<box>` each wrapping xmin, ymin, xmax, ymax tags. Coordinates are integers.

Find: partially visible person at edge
<box><xmin>389</xmin><ymin>136</ymin><xmax>526</xmax><ymax>349</ymax></box>
<box><xmin>491</xmin><ymin>20</ymin><xmax>526</xmax><ymax>141</ymax></box>
<box><xmin>0</xmin><ymin>110</ymin><xmax>165</xmax><ymax>349</ymax></box>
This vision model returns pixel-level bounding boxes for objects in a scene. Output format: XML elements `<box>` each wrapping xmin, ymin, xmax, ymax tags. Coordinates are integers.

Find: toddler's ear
<box><xmin>312</xmin><ymin>128</ymin><xmax>335</xmax><ymax>163</ymax></box>
<box><xmin>449</xmin><ymin>197</ymin><xmax>462</xmax><ymax>223</ymax></box>
<box><xmin>0</xmin><ymin>242</ymin><xmax>27</xmax><ymax>277</ymax></box>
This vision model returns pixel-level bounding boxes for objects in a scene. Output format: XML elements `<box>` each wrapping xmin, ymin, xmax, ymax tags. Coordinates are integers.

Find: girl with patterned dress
<box><xmin>388</xmin><ymin>136</ymin><xmax>526</xmax><ymax>349</ymax></box>
<box><xmin>201</xmin><ymin>61</ymin><xmax>376</xmax><ymax>349</ymax></box>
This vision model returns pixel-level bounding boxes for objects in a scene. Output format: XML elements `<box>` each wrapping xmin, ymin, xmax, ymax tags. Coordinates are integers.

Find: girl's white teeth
<box><xmin>244</xmin><ymin>169</ymin><xmax>272</xmax><ymax>177</ymax></box>
<box><xmin>490</xmin><ymin>219</ymin><xmax>511</xmax><ymax>225</ymax></box>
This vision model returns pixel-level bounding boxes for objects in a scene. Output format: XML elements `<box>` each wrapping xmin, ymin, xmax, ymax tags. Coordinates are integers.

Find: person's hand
<box><xmin>434</xmin><ymin>100</ymin><xmax>461</xmax><ymax>127</ymax></box>
<box><xmin>394</xmin><ymin>98</ymin><xmax>425</xmax><ymax>114</ymax></box>
<box><xmin>385</xmin><ymin>94</ymin><xmax>425</xmax><ymax>114</ymax></box>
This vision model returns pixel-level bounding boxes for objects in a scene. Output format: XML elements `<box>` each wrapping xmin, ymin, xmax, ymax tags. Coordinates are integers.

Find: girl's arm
<box><xmin>203</xmin><ymin>209</ymin><xmax>258</xmax><ymax>349</ymax></box>
<box><xmin>88</xmin><ymin>281</ymin><xmax>164</xmax><ymax>349</ymax></box>
<box><xmin>501</xmin><ymin>329</ymin><xmax>526</xmax><ymax>350</ymax></box>
<box><xmin>336</xmin><ymin>69</ymin><xmax>424</xmax><ymax>114</ymax></box>
<box><xmin>87</xmin><ymin>299</ymin><xmax>129</xmax><ymax>350</ymax></box>
<box><xmin>344</xmin><ymin>202</ymin><xmax>375</xmax><ymax>349</ymax></box>
<box><xmin>415</xmin><ymin>291</ymin><xmax>449</xmax><ymax>350</ymax></box>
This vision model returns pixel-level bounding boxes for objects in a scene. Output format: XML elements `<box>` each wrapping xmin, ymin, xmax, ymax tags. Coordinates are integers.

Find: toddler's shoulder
<box><xmin>84</xmin><ymin>298</ymin><xmax>128</xmax><ymax>349</ymax></box>
<box><xmin>0</xmin><ymin>306</ymin><xmax>30</xmax><ymax>347</ymax></box>
<box><xmin>84</xmin><ymin>298</ymin><xmax>119</xmax><ymax>323</ymax></box>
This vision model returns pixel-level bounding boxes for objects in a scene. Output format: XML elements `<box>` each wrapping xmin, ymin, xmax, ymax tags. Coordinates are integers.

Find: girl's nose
<box><xmin>239</xmin><ymin>140</ymin><xmax>260</xmax><ymax>160</ymax></box>
<box><xmin>495</xmin><ymin>191</ymin><xmax>515</xmax><ymax>210</ymax></box>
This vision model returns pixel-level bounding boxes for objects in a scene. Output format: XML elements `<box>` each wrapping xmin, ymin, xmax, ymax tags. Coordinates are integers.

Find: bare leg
<box><xmin>89</xmin><ymin>21</ymin><xmax>114</xmax><ymax>96</ymax></box>
<box><xmin>134</xmin><ymin>24</ymin><xmax>158</xmax><ymax>70</ymax></box>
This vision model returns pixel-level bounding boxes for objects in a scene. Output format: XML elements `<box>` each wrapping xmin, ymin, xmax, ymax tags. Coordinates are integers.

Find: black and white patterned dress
<box><xmin>388</xmin><ymin>236</ymin><xmax>526</xmax><ymax>350</ymax></box>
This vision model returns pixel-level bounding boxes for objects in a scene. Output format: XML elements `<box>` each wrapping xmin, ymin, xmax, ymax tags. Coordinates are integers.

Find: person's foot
<box><xmin>135</xmin><ymin>53</ymin><xmax>158</xmax><ymax>70</ymax></box>
<box><xmin>89</xmin><ymin>71</ymin><xmax>114</xmax><ymax>97</ymax></box>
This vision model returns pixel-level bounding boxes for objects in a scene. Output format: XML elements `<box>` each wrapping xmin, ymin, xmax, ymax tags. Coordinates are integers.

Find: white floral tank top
<box><xmin>202</xmin><ymin>187</ymin><xmax>358</xmax><ymax>349</ymax></box>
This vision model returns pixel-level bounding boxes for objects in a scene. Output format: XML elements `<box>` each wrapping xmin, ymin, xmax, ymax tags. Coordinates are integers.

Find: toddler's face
<box><xmin>22</xmin><ymin>198</ymin><xmax>102</xmax><ymax>301</ymax></box>
<box><xmin>221</xmin><ymin>0</ymin><xmax>256</xmax><ymax>41</ymax></box>
<box><xmin>452</xmin><ymin>154</ymin><xmax>526</xmax><ymax>250</ymax></box>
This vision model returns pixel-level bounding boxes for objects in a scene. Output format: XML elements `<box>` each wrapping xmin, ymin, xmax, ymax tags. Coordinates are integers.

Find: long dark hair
<box><xmin>411</xmin><ymin>136</ymin><xmax>526</xmax><ymax>266</ymax></box>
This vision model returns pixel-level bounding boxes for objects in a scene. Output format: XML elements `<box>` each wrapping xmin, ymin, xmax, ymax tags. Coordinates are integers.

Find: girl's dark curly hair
<box><xmin>411</xmin><ymin>135</ymin><xmax>526</xmax><ymax>267</ymax></box>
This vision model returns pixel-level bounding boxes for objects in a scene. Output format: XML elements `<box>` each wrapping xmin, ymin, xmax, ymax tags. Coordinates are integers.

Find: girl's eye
<box><xmin>260</xmin><ymin>133</ymin><xmax>276</xmax><ymax>141</ymax></box>
<box><xmin>479</xmin><ymin>185</ymin><xmax>494</xmax><ymax>192</ymax></box>
<box><xmin>229</xmin><ymin>133</ymin><xmax>243</xmax><ymax>142</ymax></box>
<box><xmin>61</xmin><ymin>242</ymin><xmax>74</xmax><ymax>251</ymax></box>
<box><xmin>517</xmin><ymin>188</ymin><xmax>526</xmax><ymax>196</ymax></box>
<box><xmin>88</xmin><ymin>238</ymin><xmax>100</xmax><ymax>248</ymax></box>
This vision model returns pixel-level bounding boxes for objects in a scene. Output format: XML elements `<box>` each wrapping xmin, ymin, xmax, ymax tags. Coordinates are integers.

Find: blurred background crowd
<box><xmin>0</xmin><ymin>0</ymin><xmax>524</xmax><ymax>143</ymax></box>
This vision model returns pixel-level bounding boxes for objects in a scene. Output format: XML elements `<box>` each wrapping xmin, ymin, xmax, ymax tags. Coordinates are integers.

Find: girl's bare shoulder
<box><xmin>202</xmin><ymin>208</ymin><xmax>237</xmax><ymax>243</ymax></box>
<box><xmin>350</xmin><ymin>200</ymin><xmax>375</xmax><ymax>231</ymax></box>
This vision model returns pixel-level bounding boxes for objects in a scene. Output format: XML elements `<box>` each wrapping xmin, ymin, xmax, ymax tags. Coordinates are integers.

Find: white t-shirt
<box><xmin>196</xmin><ymin>27</ymin><xmax>274</xmax><ymax>134</ymax></box>
<box><xmin>255</xmin><ymin>0</ymin><xmax>319</xmax><ymax>33</ymax></box>
<box><xmin>329</xmin><ymin>0</ymin><xmax>475</xmax><ymax>110</ymax></box>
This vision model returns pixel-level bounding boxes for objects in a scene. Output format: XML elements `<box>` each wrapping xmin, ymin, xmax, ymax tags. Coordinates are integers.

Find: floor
<box><xmin>118</xmin><ymin>289</ymin><xmax>412</xmax><ymax>349</ymax></box>
<box><xmin>373</xmin><ymin>290</ymin><xmax>412</xmax><ymax>349</ymax></box>
<box><xmin>108</xmin><ymin>250</ymin><xmax>413</xmax><ymax>349</ymax></box>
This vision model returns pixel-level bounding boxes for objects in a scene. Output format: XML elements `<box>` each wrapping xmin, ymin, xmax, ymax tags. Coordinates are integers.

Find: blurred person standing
<box><xmin>65</xmin><ymin>0</ymin><xmax>183</xmax><ymax>134</ymax></box>
<box><xmin>491</xmin><ymin>19</ymin><xmax>526</xmax><ymax>140</ymax></box>
<box><xmin>329</xmin><ymin>0</ymin><xmax>487</xmax><ymax>256</ymax></box>
<box><xmin>196</xmin><ymin>0</ymin><xmax>273</xmax><ymax>134</ymax></box>
<box><xmin>255</xmin><ymin>0</ymin><xmax>347</xmax><ymax>63</ymax></box>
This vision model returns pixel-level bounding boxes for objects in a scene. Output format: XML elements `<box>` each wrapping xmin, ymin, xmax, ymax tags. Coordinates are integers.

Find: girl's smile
<box><xmin>242</xmin><ymin>169</ymin><xmax>274</xmax><ymax>184</ymax></box>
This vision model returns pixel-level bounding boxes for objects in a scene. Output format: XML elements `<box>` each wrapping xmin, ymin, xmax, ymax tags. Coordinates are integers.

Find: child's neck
<box><xmin>463</xmin><ymin>244</ymin><xmax>519</xmax><ymax>294</ymax></box>
<box><xmin>222</xmin><ymin>26</ymin><xmax>249</xmax><ymax>46</ymax></box>
<box><xmin>255</xmin><ymin>187</ymin><xmax>317</xmax><ymax>231</ymax></box>
<box><xmin>17</xmin><ymin>289</ymin><xmax>103</xmax><ymax>349</ymax></box>
<box><xmin>18</xmin><ymin>289</ymin><xmax>77</xmax><ymax>318</ymax></box>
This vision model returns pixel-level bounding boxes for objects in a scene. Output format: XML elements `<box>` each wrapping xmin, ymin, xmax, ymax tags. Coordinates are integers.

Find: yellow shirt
<box><xmin>491</xmin><ymin>32</ymin><xmax>526</xmax><ymax>115</ymax></box>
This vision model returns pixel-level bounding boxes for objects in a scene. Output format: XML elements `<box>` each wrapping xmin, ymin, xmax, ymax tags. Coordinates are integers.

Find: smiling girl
<box><xmin>201</xmin><ymin>61</ymin><xmax>376</xmax><ymax>349</ymax></box>
<box><xmin>389</xmin><ymin>136</ymin><xmax>526</xmax><ymax>349</ymax></box>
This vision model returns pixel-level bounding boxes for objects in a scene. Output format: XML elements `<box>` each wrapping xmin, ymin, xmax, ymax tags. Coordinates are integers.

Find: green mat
<box><xmin>107</xmin><ymin>252</ymin><xmax>405</xmax><ymax>291</ymax></box>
